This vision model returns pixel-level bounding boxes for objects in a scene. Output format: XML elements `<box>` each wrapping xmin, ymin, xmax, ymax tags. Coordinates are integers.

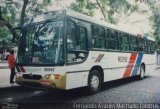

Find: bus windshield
<box><xmin>17</xmin><ymin>21</ymin><xmax>64</xmax><ymax>65</ymax></box>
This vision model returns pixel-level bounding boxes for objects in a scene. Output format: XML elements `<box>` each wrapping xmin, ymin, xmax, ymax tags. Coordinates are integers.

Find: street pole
<box><xmin>2</xmin><ymin>39</ymin><xmax>4</xmax><ymax>53</ymax></box>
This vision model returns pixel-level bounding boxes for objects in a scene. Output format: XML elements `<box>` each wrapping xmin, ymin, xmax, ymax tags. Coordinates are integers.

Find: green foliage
<box><xmin>70</xmin><ymin>0</ymin><xmax>140</xmax><ymax>24</ymax></box>
<box><xmin>0</xmin><ymin>26</ymin><xmax>13</xmax><ymax>49</ymax></box>
<box><xmin>27</xmin><ymin>0</ymin><xmax>51</xmax><ymax>16</ymax></box>
<box><xmin>145</xmin><ymin>0</ymin><xmax>160</xmax><ymax>49</ymax></box>
<box><xmin>0</xmin><ymin>27</ymin><xmax>10</xmax><ymax>39</ymax></box>
<box><xmin>149</xmin><ymin>3</ymin><xmax>160</xmax><ymax>33</ymax></box>
<box><xmin>155</xmin><ymin>36</ymin><xmax>160</xmax><ymax>49</ymax></box>
<box><xmin>0</xmin><ymin>0</ymin><xmax>21</xmax><ymax>26</ymax></box>
<box><xmin>0</xmin><ymin>0</ymin><xmax>52</xmax><ymax>48</ymax></box>
<box><xmin>0</xmin><ymin>0</ymin><xmax>52</xmax><ymax>26</ymax></box>
<box><xmin>70</xmin><ymin>0</ymin><xmax>96</xmax><ymax>16</ymax></box>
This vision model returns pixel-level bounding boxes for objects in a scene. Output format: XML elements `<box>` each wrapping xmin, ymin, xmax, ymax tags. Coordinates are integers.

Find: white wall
<box><xmin>156</xmin><ymin>51</ymin><xmax>160</xmax><ymax>65</ymax></box>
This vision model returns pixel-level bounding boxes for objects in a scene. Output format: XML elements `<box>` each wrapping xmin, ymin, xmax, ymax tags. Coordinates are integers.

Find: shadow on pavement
<box><xmin>0</xmin><ymin>86</ymin><xmax>36</xmax><ymax>93</ymax></box>
<box><xmin>11</xmin><ymin>76</ymin><xmax>151</xmax><ymax>102</ymax></box>
<box><xmin>101</xmin><ymin>76</ymin><xmax>150</xmax><ymax>91</ymax></box>
<box><xmin>0</xmin><ymin>76</ymin><xmax>152</xmax><ymax>109</ymax></box>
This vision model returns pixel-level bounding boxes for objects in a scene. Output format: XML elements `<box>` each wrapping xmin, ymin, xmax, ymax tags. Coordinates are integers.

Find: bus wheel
<box><xmin>88</xmin><ymin>69</ymin><xmax>101</xmax><ymax>94</ymax></box>
<box><xmin>138</xmin><ymin>65</ymin><xmax>145</xmax><ymax>80</ymax></box>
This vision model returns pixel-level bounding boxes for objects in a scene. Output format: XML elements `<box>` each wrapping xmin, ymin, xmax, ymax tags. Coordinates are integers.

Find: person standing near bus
<box><xmin>8</xmin><ymin>49</ymin><xmax>16</xmax><ymax>84</ymax></box>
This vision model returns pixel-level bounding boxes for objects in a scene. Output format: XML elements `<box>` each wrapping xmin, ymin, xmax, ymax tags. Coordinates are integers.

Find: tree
<box><xmin>0</xmin><ymin>0</ymin><xmax>52</xmax><ymax>44</ymax></box>
<box><xmin>70</xmin><ymin>0</ymin><xmax>97</xmax><ymax>17</ymax></box>
<box><xmin>70</xmin><ymin>0</ymin><xmax>140</xmax><ymax>24</ymax></box>
<box><xmin>0</xmin><ymin>26</ymin><xmax>13</xmax><ymax>52</ymax></box>
<box><xmin>20</xmin><ymin>0</ymin><xmax>52</xmax><ymax>26</ymax></box>
<box><xmin>147</xmin><ymin>1</ymin><xmax>160</xmax><ymax>34</ymax></box>
<box><xmin>142</xmin><ymin>0</ymin><xmax>160</xmax><ymax>49</ymax></box>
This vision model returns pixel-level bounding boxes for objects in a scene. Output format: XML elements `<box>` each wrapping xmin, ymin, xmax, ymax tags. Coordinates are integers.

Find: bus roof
<box><xmin>65</xmin><ymin>9</ymin><xmax>155</xmax><ymax>41</ymax></box>
<box><xmin>143</xmin><ymin>35</ymin><xmax>155</xmax><ymax>41</ymax></box>
<box><xmin>24</xmin><ymin>9</ymin><xmax>155</xmax><ymax>41</ymax></box>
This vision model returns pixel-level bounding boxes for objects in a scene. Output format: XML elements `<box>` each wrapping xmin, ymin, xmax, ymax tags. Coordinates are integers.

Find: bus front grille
<box><xmin>23</xmin><ymin>74</ymin><xmax>42</xmax><ymax>80</ymax></box>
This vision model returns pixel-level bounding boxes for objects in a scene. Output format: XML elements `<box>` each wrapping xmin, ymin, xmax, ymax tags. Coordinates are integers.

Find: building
<box><xmin>157</xmin><ymin>49</ymin><xmax>160</xmax><ymax>65</ymax></box>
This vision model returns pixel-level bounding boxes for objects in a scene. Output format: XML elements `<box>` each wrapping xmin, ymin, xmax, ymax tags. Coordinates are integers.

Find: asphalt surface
<box><xmin>0</xmin><ymin>68</ymin><xmax>160</xmax><ymax>109</ymax></box>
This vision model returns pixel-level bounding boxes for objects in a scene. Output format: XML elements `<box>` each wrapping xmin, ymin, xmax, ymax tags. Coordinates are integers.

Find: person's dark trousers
<box><xmin>10</xmin><ymin>67</ymin><xmax>15</xmax><ymax>83</ymax></box>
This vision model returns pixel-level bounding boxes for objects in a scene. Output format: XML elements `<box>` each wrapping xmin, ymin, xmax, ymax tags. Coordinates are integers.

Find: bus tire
<box><xmin>87</xmin><ymin>69</ymin><xmax>101</xmax><ymax>94</ymax></box>
<box><xmin>138</xmin><ymin>65</ymin><xmax>145</xmax><ymax>80</ymax></box>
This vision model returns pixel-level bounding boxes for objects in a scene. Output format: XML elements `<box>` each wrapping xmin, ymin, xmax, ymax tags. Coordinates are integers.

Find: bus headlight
<box><xmin>54</xmin><ymin>74</ymin><xmax>62</xmax><ymax>79</ymax></box>
<box><xmin>44</xmin><ymin>74</ymin><xmax>62</xmax><ymax>80</ymax></box>
<box><xmin>16</xmin><ymin>73</ymin><xmax>22</xmax><ymax>78</ymax></box>
<box><xmin>50</xmin><ymin>75</ymin><xmax>55</xmax><ymax>80</ymax></box>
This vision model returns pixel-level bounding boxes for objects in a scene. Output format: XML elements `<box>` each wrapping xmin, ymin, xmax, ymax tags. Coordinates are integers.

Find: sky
<box><xmin>117</xmin><ymin>1</ymin><xmax>152</xmax><ymax>34</ymax></box>
<box><xmin>47</xmin><ymin>0</ymin><xmax>152</xmax><ymax>35</ymax></box>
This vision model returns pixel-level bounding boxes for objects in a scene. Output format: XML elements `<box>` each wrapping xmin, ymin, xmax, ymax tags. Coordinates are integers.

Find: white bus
<box><xmin>15</xmin><ymin>10</ymin><xmax>156</xmax><ymax>94</ymax></box>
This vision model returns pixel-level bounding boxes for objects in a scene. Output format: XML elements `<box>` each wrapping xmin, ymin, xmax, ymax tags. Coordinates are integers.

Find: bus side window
<box><xmin>92</xmin><ymin>25</ymin><xmax>105</xmax><ymax>49</ymax></box>
<box><xmin>120</xmin><ymin>32</ymin><xmax>129</xmax><ymax>51</ymax></box>
<box><xmin>137</xmin><ymin>38</ymin><xmax>144</xmax><ymax>52</ymax></box>
<box><xmin>78</xmin><ymin>26</ymin><xmax>87</xmax><ymax>50</ymax></box>
<box><xmin>67</xmin><ymin>21</ymin><xmax>76</xmax><ymax>50</ymax></box>
<box><xmin>150</xmin><ymin>41</ymin><xmax>155</xmax><ymax>54</ymax></box>
<box><xmin>144</xmin><ymin>39</ymin><xmax>149</xmax><ymax>53</ymax></box>
<box><xmin>67</xmin><ymin>21</ymin><xmax>88</xmax><ymax>64</ymax></box>
<box><xmin>130</xmin><ymin>36</ymin><xmax>137</xmax><ymax>51</ymax></box>
<box><xmin>107</xmin><ymin>29</ymin><xmax>119</xmax><ymax>50</ymax></box>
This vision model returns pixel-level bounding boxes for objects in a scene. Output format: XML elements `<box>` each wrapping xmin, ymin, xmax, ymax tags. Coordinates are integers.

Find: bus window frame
<box><xmin>106</xmin><ymin>28</ymin><xmax>120</xmax><ymax>51</ymax></box>
<box><xmin>119</xmin><ymin>32</ymin><xmax>130</xmax><ymax>52</ymax></box>
<box><xmin>91</xmin><ymin>24</ymin><xmax>106</xmax><ymax>49</ymax></box>
<box><xmin>66</xmin><ymin>18</ymin><xmax>89</xmax><ymax>65</ymax></box>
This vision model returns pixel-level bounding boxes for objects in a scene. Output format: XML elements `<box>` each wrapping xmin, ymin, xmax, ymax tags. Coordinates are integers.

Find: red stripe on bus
<box><xmin>95</xmin><ymin>54</ymin><xmax>102</xmax><ymax>62</ymax></box>
<box><xmin>19</xmin><ymin>66</ymin><xmax>25</xmax><ymax>72</ymax></box>
<box><xmin>98</xmin><ymin>54</ymin><xmax>104</xmax><ymax>62</ymax></box>
<box><xmin>123</xmin><ymin>53</ymin><xmax>137</xmax><ymax>78</ymax></box>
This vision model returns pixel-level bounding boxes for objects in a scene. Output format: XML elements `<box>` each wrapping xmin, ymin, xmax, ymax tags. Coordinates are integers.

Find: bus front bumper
<box><xmin>15</xmin><ymin>73</ymin><xmax>66</xmax><ymax>90</ymax></box>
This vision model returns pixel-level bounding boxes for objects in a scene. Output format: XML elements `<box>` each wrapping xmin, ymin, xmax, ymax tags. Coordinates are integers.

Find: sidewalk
<box><xmin>0</xmin><ymin>83</ymin><xmax>19</xmax><ymax>89</ymax></box>
<box><xmin>156</xmin><ymin>64</ymin><xmax>160</xmax><ymax>69</ymax></box>
<box><xmin>0</xmin><ymin>64</ymin><xmax>19</xmax><ymax>89</ymax></box>
<box><xmin>0</xmin><ymin>65</ymin><xmax>8</xmax><ymax>69</ymax></box>
<box><xmin>0</xmin><ymin>60</ymin><xmax>8</xmax><ymax>69</ymax></box>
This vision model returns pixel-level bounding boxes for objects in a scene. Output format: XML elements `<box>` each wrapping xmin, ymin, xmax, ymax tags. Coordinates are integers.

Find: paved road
<box><xmin>0</xmin><ymin>67</ymin><xmax>160</xmax><ymax>109</ymax></box>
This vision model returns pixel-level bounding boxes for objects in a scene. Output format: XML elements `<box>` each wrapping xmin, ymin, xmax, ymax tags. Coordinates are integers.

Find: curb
<box><xmin>0</xmin><ymin>84</ymin><xmax>20</xmax><ymax>90</ymax></box>
<box><xmin>0</xmin><ymin>62</ymin><xmax>7</xmax><ymax>63</ymax></box>
<box><xmin>0</xmin><ymin>66</ymin><xmax>8</xmax><ymax>69</ymax></box>
<box><xmin>156</xmin><ymin>67</ymin><xmax>160</xmax><ymax>70</ymax></box>
<box><xmin>156</xmin><ymin>65</ymin><xmax>160</xmax><ymax>70</ymax></box>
